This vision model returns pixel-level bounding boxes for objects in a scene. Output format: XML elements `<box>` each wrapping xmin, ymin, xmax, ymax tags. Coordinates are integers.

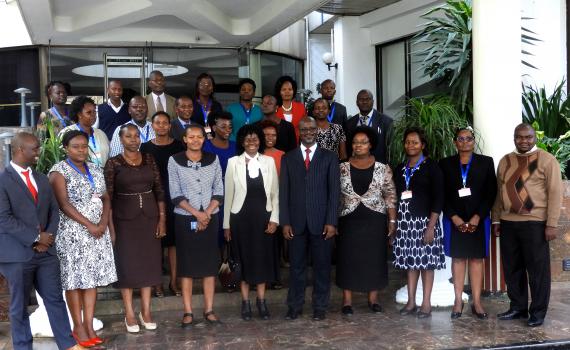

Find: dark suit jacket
<box><xmin>439</xmin><ymin>153</ymin><xmax>497</xmax><ymax>220</ymax></box>
<box><xmin>170</xmin><ymin>118</ymin><xmax>191</xmax><ymax>142</ymax></box>
<box><xmin>279</xmin><ymin>146</ymin><xmax>340</xmax><ymax>235</ymax></box>
<box><xmin>330</xmin><ymin>101</ymin><xmax>348</xmax><ymax>130</ymax></box>
<box><xmin>0</xmin><ymin>165</ymin><xmax>59</xmax><ymax>262</ymax></box>
<box><xmin>345</xmin><ymin>109</ymin><xmax>393</xmax><ymax>164</ymax></box>
<box><xmin>191</xmin><ymin>99</ymin><xmax>224</xmax><ymax>126</ymax></box>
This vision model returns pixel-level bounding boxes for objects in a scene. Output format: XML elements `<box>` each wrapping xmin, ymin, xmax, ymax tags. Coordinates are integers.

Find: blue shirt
<box><xmin>202</xmin><ymin>139</ymin><xmax>236</xmax><ymax>178</ymax></box>
<box><xmin>226</xmin><ymin>102</ymin><xmax>263</xmax><ymax>141</ymax></box>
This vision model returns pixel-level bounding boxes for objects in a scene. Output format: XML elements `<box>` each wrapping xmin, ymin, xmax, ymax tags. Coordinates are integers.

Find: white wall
<box><xmin>256</xmin><ymin>20</ymin><xmax>307</xmax><ymax>59</ymax></box>
<box><xmin>0</xmin><ymin>2</ymin><xmax>32</xmax><ymax>48</ymax></box>
<box><xmin>308</xmin><ymin>33</ymin><xmax>334</xmax><ymax>98</ymax></box>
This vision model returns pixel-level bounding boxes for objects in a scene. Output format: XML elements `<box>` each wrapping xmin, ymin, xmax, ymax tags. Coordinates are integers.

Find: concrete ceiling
<box><xmin>17</xmin><ymin>0</ymin><xmax>329</xmax><ymax>47</ymax></box>
<box><xmin>320</xmin><ymin>0</ymin><xmax>401</xmax><ymax>15</ymax></box>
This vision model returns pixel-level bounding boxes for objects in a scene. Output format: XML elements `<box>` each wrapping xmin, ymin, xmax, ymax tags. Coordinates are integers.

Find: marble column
<box><xmin>472</xmin><ymin>0</ymin><xmax>522</xmax><ymax>292</ymax></box>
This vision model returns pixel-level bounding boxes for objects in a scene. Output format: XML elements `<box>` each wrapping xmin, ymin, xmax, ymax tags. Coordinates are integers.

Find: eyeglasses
<box><xmin>456</xmin><ymin>136</ymin><xmax>474</xmax><ymax>143</ymax></box>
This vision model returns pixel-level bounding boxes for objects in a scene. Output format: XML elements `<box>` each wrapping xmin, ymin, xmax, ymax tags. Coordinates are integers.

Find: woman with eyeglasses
<box><xmin>336</xmin><ymin>126</ymin><xmax>397</xmax><ymax>315</ymax></box>
<box><xmin>439</xmin><ymin>127</ymin><xmax>497</xmax><ymax>320</ymax></box>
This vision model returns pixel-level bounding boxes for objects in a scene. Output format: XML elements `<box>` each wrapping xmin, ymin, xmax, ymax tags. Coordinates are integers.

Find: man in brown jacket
<box><xmin>492</xmin><ymin>123</ymin><xmax>562</xmax><ymax>327</ymax></box>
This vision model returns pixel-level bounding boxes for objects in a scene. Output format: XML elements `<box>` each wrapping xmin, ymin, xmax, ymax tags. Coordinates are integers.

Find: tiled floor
<box><xmin>2</xmin><ymin>282</ymin><xmax>570</xmax><ymax>350</ymax></box>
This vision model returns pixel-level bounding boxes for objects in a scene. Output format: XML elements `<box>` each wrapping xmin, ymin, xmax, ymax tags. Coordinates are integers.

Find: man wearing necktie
<box><xmin>0</xmin><ymin>132</ymin><xmax>82</xmax><ymax>350</ymax></box>
<box><xmin>170</xmin><ymin>96</ymin><xmax>194</xmax><ymax>142</ymax></box>
<box><xmin>345</xmin><ymin>90</ymin><xmax>394</xmax><ymax>164</ymax></box>
<box><xmin>145</xmin><ymin>70</ymin><xmax>176</xmax><ymax>120</ymax></box>
<box><xmin>279</xmin><ymin>117</ymin><xmax>340</xmax><ymax>321</ymax></box>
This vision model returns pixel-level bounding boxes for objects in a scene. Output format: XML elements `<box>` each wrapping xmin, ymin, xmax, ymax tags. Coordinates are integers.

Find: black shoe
<box><xmin>269</xmin><ymin>281</ymin><xmax>283</xmax><ymax>290</ymax></box>
<box><xmin>368</xmin><ymin>302</ymin><xmax>383</xmax><ymax>313</ymax></box>
<box><xmin>497</xmin><ymin>309</ymin><xmax>528</xmax><ymax>320</ymax></box>
<box><xmin>180</xmin><ymin>313</ymin><xmax>193</xmax><ymax>329</ymax></box>
<box><xmin>417</xmin><ymin>309</ymin><xmax>432</xmax><ymax>319</ymax></box>
<box><xmin>341</xmin><ymin>305</ymin><xmax>353</xmax><ymax>316</ymax></box>
<box><xmin>399</xmin><ymin>306</ymin><xmax>418</xmax><ymax>316</ymax></box>
<box><xmin>285</xmin><ymin>308</ymin><xmax>301</xmax><ymax>320</ymax></box>
<box><xmin>527</xmin><ymin>315</ymin><xmax>544</xmax><ymax>327</ymax></box>
<box><xmin>203</xmin><ymin>310</ymin><xmax>221</xmax><ymax>325</ymax></box>
<box><xmin>451</xmin><ymin>302</ymin><xmax>464</xmax><ymax>319</ymax></box>
<box><xmin>471</xmin><ymin>305</ymin><xmax>488</xmax><ymax>320</ymax></box>
<box><xmin>313</xmin><ymin>310</ymin><xmax>326</xmax><ymax>321</ymax></box>
<box><xmin>256</xmin><ymin>298</ymin><xmax>270</xmax><ymax>320</ymax></box>
<box><xmin>241</xmin><ymin>300</ymin><xmax>252</xmax><ymax>321</ymax></box>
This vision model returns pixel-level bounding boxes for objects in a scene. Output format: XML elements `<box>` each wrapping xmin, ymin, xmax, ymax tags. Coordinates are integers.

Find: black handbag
<box><xmin>218</xmin><ymin>243</ymin><xmax>241</xmax><ymax>290</ymax></box>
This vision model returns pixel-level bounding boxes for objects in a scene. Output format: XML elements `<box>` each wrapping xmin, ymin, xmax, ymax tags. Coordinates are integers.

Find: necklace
<box><xmin>122</xmin><ymin>152</ymin><xmax>140</xmax><ymax>166</ymax></box>
<box><xmin>281</xmin><ymin>101</ymin><xmax>293</xmax><ymax>112</ymax></box>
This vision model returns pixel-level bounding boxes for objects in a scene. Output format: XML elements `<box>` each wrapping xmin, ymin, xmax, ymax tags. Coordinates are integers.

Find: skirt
<box><xmin>175</xmin><ymin>213</ymin><xmax>221</xmax><ymax>278</ymax></box>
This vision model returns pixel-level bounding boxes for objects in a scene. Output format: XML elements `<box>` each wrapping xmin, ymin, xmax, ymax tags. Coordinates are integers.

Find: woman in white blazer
<box><xmin>224</xmin><ymin>124</ymin><xmax>279</xmax><ymax>321</ymax></box>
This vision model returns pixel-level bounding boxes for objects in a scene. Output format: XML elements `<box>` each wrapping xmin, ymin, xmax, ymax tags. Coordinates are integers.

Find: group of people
<box><xmin>0</xmin><ymin>70</ymin><xmax>563</xmax><ymax>350</ymax></box>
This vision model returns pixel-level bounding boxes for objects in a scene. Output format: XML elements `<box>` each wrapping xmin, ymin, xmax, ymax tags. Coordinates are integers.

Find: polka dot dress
<box><xmin>393</xmin><ymin>200</ymin><xmax>445</xmax><ymax>270</ymax></box>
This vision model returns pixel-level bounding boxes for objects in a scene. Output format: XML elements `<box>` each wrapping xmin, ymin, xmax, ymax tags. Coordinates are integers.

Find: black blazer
<box><xmin>394</xmin><ymin>158</ymin><xmax>443</xmax><ymax>217</ymax></box>
<box><xmin>0</xmin><ymin>165</ymin><xmax>59</xmax><ymax>262</ymax></box>
<box><xmin>330</xmin><ymin>101</ymin><xmax>348</xmax><ymax>130</ymax></box>
<box><xmin>345</xmin><ymin>109</ymin><xmax>393</xmax><ymax>164</ymax></box>
<box><xmin>439</xmin><ymin>153</ymin><xmax>497</xmax><ymax>221</ymax></box>
<box><xmin>279</xmin><ymin>146</ymin><xmax>340</xmax><ymax>235</ymax></box>
<box><xmin>170</xmin><ymin>118</ymin><xmax>191</xmax><ymax>142</ymax></box>
<box><xmin>190</xmin><ymin>99</ymin><xmax>223</xmax><ymax>126</ymax></box>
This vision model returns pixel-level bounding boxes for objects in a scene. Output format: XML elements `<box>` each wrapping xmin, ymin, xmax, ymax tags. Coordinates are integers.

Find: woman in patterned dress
<box><xmin>49</xmin><ymin>130</ymin><xmax>117</xmax><ymax>347</ymax></box>
<box><xmin>392</xmin><ymin>127</ymin><xmax>445</xmax><ymax>318</ymax></box>
<box><xmin>313</xmin><ymin>98</ymin><xmax>347</xmax><ymax>160</ymax></box>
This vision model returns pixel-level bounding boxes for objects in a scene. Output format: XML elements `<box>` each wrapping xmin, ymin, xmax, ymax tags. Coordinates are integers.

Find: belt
<box><xmin>117</xmin><ymin>190</ymin><xmax>152</xmax><ymax>209</ymax></box>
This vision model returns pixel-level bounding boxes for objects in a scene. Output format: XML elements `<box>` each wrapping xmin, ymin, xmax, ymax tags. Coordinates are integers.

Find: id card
<box><xmin>458</xmin><ymin>188</ymin><xmax>472</xmax><ymax>197</ymax></box>
<box><xmin>204</xmin><ymin>126</ymin><xmax>212</xmax><ymax>135</ymax></box>
<box><xmin>190</xmin><ymin>220</ymin><xmax>197</xmax><ymax>231</ymax></box>
<box><xmin>91</xmin><ymin>194</ymin><xmax>102</xmax><ymax>203</ymax></box>
<box><xmin>401</xmin><ymin>191</ymin><xmax>413</xmax><ymax>200</ymax></box>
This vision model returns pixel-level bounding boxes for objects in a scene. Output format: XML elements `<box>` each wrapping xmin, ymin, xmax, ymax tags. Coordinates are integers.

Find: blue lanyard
<box><xmin>459</xmin><ymin>154</ymin><xmax>473</xmax><ymax>188</ymax></box>
<box><xmin>240</xmin><ymin>103</ymin><xmax>253</xmax><ymax>125</ymax></box>
<box><xmin>75</xmin><ymin>124</ymin><xmax>98</xmax><ymax>152</ymax></box>
<box><xmin>199</xmin><ymin>99</ymin><xmax>212</xmax><ymax>125</ymax></box>
<box><xmin>66</xmin><ymin>159</ymin><xmax>95</xmax><ymax>191</ymax></box>
<box><xmin>327</xmin><ymin>102</ymin><xmax>336</xmax><ymax>123</ymax></box>
<box><xmin>404</xmin><ymin>155</ymin><xmax>424</xmax><ymax>191</ymax></box>
<box><xmin>360</xmin><ymin>114</ymin><xmax>373</xmax><ymax>127</ymax></box>
<box><xmin>50</xmin><ymin>107</ymin><xmax>68</xmax><ymax>127</ymax></box>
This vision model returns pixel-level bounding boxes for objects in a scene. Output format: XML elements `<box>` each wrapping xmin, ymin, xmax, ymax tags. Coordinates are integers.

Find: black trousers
<box><xmin>500</xmin><ymin>220</ymin><xmax>550</xmax><ymax>319</ymax></box>
<box><xmin>286</xmin><ymin>227</ymin><xmax>333</xmax><ymax>312</ymax></box>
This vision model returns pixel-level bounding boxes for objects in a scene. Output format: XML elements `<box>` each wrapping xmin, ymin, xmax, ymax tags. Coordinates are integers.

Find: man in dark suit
<box><xmin>280</xmin><ymin>117</ymin><xmax>340</xmax><ymax>321</ymax></box>
<box><xmin>320</xmin><ymin>79</ymin><xmax>348</xmax><ymax>130</ymax></box>
<box><xmin>170</xmin><ymin>95</ymin><xmax>194</xmax><ymax>142</ymax></box>
<box><xmin>345</xmin><ymin>89</ymin><xmax>393</xmax><ymax>164</ymax></box>
<box><xmin>0</xmin><ymin>132</ymin><xmax>81</xmax><ymax>350</ymax></box>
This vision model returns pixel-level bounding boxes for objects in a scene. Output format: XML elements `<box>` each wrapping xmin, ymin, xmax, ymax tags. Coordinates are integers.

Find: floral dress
<box><xmin>316</xmin><ymin>123</ymin><xmax>346</xmax><ymax>155</ymax></box>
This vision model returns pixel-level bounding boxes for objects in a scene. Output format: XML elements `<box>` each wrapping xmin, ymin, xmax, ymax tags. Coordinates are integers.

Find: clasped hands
<box><xmin>452</xmin><ymin>214</ymin><xmax>480</xmax><ymax>234</ymax></box>
<box><xmin>194</xmin><ymin>210</ymin><xmax>212</xmax><ymax>232</ymax></box>
<box><xmin>33</xmin><ymin>232</ymin><xmax>54</xmax><ymax>253</ymax></box>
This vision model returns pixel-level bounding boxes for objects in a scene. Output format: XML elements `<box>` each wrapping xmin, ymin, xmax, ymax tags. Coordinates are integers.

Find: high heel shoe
<box><xmin>451</xmin><ymin>302</ymin><xmax>464</xmax><ymax>319</ymax></box>
<box><xmin>124</xmin><ymin>318</ymin><xmax>140</xmax><ymax>333</ymax></box>
<box><xmin>90</xmin><ymin>336</ymin><xmax>104</xmax><ymax>345</ymax></box>
<box><xmin>241</xmin><ymin>300</ymin><xmax>252</xmax><ymax>321</ymax></box>
<box><xmin>471</xmin><ymin>305</ymin><xmax>488</xmax><ymax>320</ymax></box>
<box><xmin>138</xmin><ymin>312</ymin><xmax>157</xmax><ymax>330</ymax></box>
<box><xmin>169</xmin><ymin>283</ymin><xmax>181</xmax><ymax>297</ymax></box>
<box><xmin>72</xmin><ymin>332</ymin><xmax>96</xmax><ymax>347</ymax></box>
<box><xmin>256</xmin><ymin>298</ymin><xmax>270</xmax><ymax>320</ymax></box>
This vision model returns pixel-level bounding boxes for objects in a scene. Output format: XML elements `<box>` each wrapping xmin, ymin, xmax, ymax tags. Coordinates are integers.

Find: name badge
<box><xmin>284</xmin><ymin>114</ymin><xmax>293</xmax><ymax>123</ymax></box>
<box><xmin>458</xmin><ymin>188</ymin><xmax>472</xmax><ymax>197</ymax></box>
<box><xmin>91</xmin><ymin>194</ymin><xmax>102</xmax><ymax>203</ymax></box>
<box><xmin>204</xmin><ymin>126</ymin><xmax>212</xmax><ymax>135</ymax></box>
<box><xmin>190</xmin><ymin>220</ymin><xmax>197</xmax><ymax>231</ymax></box>
<box><xmin>401</xmin><ymin>191</ymin><xmax>413</xmax><ymax>200</ymax></box>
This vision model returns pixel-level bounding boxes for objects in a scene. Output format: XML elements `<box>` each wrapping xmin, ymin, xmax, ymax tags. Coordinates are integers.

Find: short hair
<box><xmin>175</xmin><ymin>95</ymin><xmax>193</xmax><ymax>107</ymax></box>
<box><xmin>311</xmin><ymin>98</ymin><xmax>330</xmax><ymax>115</ymax></box>
<box><xmin>454</xmin><ymin>126</ymin><xmax>475</xmax><ymax>140</ymax></box>
<box><xmin>195</xmin><ymin>73</ymin><xmax>216</xmax><ymax>99</ymax></box>
<box><xmin>258</xmin><ymin>119</ymin><xmax>278</xmax><ymax>133</ymax></box>
<box><xmin>321</xmin><ymin>79</ymin><xmax>335</xmax><ymax>88</ymax></box>
<box><xmin>151</xmin><ymin>111</ymin><xmax>171</xmax><ymax>123</ymax></box>
<box><xmin>61</xmin><ymin>130</ymin><xmax>88</xmax><ymax>148</ymax></box>
<box><xmin>274</xmin><ymin>75</ymin><xmax>298</xmax><ymax>106</ymax></box>
<box><xmin>108</xmin><ymin>80</ymin><xmax>122</xmax><ymax>87</ymax></box>
<box><xmin>149</xmin><ymin>70</ymin><xmax>164</xmax><ymax>78</ymax></box>
<box><xmin>514</xmin><ymin>122</ymin><xmax>535</xmax><ymax>135</ymax></box>
<box><xmin>236</xmin><ymin>124</ymin><xmax>265</xmax><ymax>155</ymax></box>
<box><xmin>238</xmin><ymin>78</ymin><xmax>256</xmax><ymax>91</ymax></box>
<box><xmin>69</xmin><ymin>96</ymin><xmax>96</xmax><ymax>123</ymax></box>
<box><xmin>184</xmin><ymin>124</ymin><xmax>207</xmax><ymax>138</ymax></box>
<box><xmin>357</xmin><ymin>89</ymin><xmax>374</xmax><ymax>100</ymax></box>
<box><xmin>403</xmin><ymin>126</ymin><xmax>429</xmax><ymax>156</ymax></box>
<box><xmin>119</xmin><ymin>123</ymin><xmax>140</xmax><ymax>138</ymax></box>
<box><xmin>207</xmin><ymin>110</ymin><xmax>233</xmax><ymax>129</ymax></box>
<box><xmin>349</xmin><ymin>126</ymin><xmax>378</xmax><ymax>150</ymax></box>
<box><xmin>44</xmin><ymin>81</ymin><xmax>66</xmax><ymax>97</ymax></box>
<box><xmin>11</xmin><ymin>132</ymin><xmax>37</xmax><ymax>157</ymax></box>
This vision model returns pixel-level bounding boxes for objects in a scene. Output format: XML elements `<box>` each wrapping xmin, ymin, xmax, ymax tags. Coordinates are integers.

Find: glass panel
<box><xmin>381</xmin><ymin>42</ymin><xmax>406</xmax><ymax>118</ymax></box>
<box><xmin>259</xmin><ymin>52</ymin><xmax>303</xmax><ymax>99</ymax></box>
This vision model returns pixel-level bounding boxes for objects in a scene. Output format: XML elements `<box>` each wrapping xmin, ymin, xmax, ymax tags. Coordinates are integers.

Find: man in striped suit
<box><xmin>279</xmin><ymin>117</ymin><xmax>340</xmax><ymax>321</ymax></box>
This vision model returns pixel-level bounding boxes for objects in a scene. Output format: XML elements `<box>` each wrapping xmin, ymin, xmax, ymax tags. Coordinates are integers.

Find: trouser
<box><xmin>286</xmin><ymin>227</ymin><xmax>333</xmax><ymax>312</ymax></box>
<box><xmin>0</xmin><ymin>252</ymin><xmax>75</xmax><ymax>350</ymax></box>
<box><xmin>500</xmin><ymin>220</ymin><xmax>550</xmax><ymax>320</ymax></box>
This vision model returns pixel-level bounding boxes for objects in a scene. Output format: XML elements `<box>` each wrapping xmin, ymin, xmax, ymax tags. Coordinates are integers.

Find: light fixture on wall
<box><xmin>322</xmin><ymin>52</ymin><xmax>338</xmax><ymax>71</ymax></box>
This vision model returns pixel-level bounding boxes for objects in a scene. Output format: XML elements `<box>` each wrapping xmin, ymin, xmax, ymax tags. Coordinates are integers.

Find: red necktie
<box><xmin>305</xmin><ymin>148</ymin><xmax>311</xmax><ymax>170</ymax></box>
<box><xmin>21</xmin><ymin>170</ymin><xmax>38</xmax><ymax>204</ymax></box>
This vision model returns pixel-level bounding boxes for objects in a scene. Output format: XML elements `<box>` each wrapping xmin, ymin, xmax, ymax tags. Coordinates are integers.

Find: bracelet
<box><xmin>159</xmin><ymin>212</ymin><xmax>166</xmax><ymax>215</ymax></box>
<box><xmin>389</xmin><ymin>220</ymin><xmax>396</xmax><ymax>223</ymax></box>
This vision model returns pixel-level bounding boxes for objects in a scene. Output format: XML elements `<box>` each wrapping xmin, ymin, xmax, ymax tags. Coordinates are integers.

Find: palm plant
<box><xmin>522</xmin><ymin>79</ymin><xmax>570</xmax><ymax>138</ymax></box>
<box><xmin>35</xmin><ymin>117</ymin><xmax>65</xmax><ymax>174</ymax></box>
<box><xmin>389</xmin><ymin>96</ymin><xmax>470</xmax><ymax>166</ymax></box>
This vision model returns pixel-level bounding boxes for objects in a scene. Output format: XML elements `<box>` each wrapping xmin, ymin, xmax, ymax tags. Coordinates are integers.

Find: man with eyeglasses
<box><xmin>145</xmin><ymin>70</ymin><xmax>176</xmax><ymax>120</ymax></box>
<box><xmin>492</xmin><ymin>123</ymin><xmax>562</xmax><ymax>327</ymax></box>
<box><xmin>345</xmin><ymin>90</ymin><xmax>393</xmax><ymax>164</ymax></box>
<box><xmin>279</xmin><ymin>117</ymin><xmax>340</xmax><ymax>321</ymax></box>
<box><xmin>109</xmin><ymin>96</ymin><xmax>156</xmax><ymax>156</ymax></box>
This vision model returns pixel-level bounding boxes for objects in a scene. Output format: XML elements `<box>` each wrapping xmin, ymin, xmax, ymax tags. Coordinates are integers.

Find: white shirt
<box><xmin>152</xmin><ymin>92</ymin><xmax>167</xmax><ymax>111</ymax></box>
<box><xmin>109</xmin><ymin>119</ymin><xmax>156</xmax><ymax>157</ymax></box>
<box><xmin>108</xmin><ymin>99</ymin><xmax>124</xmax><ymax>113</ymax></box>
<box><xmin>514</xmin><ymin>145</ymin><xmax>538</xmax><ymax>154</ymax></box>
<box><xmin>300</xmin><ymin>143</ymin><xmax>317</xmax><ymax>161</ymax></box>
<box><xmin>10</xmin><ymin>161</ymin><xmax>38</xmax><ymax>192</ymax></box>
<box><xmin>177</xmin><ymin>117</ymin><xmax>192</xmax><ymax>128</ymax></box>
<box><xmin>357</xmin><ymin>110</ymin><xmax>374</xmax><ymax>126</ymax></box>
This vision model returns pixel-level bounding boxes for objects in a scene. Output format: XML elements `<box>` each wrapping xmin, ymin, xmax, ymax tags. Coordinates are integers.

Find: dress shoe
<box><xmin>241</xmin><ymin>300</ymin><xmax>252</xmax><ymax>321</ymax></box>
<box><xmin>527</xmin><ymin>315</ymin><xmax>544</xmax><ymax>327</ymax></box>
<box><xmin>471</xmin><ymin>305</ymin><xmax>488</xmax><ymax>320</ymax></box>
<box><xmin>497</xmin><ymin>309</ymin><xmax>528</xmax><ymax>320</ymax></box>
<box><xmin>169</xmin><ymin>283</ymin><xmax>181</xmax><ymax>297</ymax></box>
<box><xmin>399</xmin><ymin>306</ymin><xmax>418</xmax><ymax>316</ymax></box>
<box><xmin>181</xmin><ymin>312</ymin><xmax>193</xmax><ymax>329</ymax></box>
<box><xmin>67</xmin><ymin>345</ymin><xmax>87</xmax><ymax>350</ymax></box>
<box><xmin>154</xmin><ymin>285</ymin><xmax>164</xmax><ymax>298</ymax></box>
<box><xmin>417</xmin><ymin>309</ymin><xmax>432</xmax><ymax>319</ymax></box>
<box><xmin>256</xmin><ymin>298</ymin><xmax>270</xmax><ymax>320</ymax></box>
<box><xmin>285</xmin><ymin>307</ymin><xmax>301</xmax><ymax>320</ymax></box>
<box><xmin>451</xmin><ymin>302</ymin><xmax>464</xmax><ymax>319</ymax></box>
<box><xmin>124</xmin><ymin>318</ymin><xmax>140</xmax><ymax>333</ymax></box>
<box><xmin>138</xmin><ymin>312</ymin><xmax>157</xmax><ymax>330</ymax></box>
<box><xmin>368</xmin><ymin>302</ymin><xmax>383</xmax><ymax>313</ymax></box>
<box><xmin>89</xmin><ymin>336</ymin><xmax>104</xmax><ymax>345</ymax></box>
<box><xmin>341</xmin><ymin>305</ymin><xmax>354</xmax><ymax>315</ymax></box>
<box><xmin>203</xmin><ymin>310</ymin><xmax>222</xmax><ymax>325</ymax></box>
<box><xmin>313</xmin><ymin>310</ymin><xmax>326</xmax><ymax>321</ymax></box>
<box><xmin>72</xmin><ymin>332</ymin><xmax>95</xmax><ymax>348</ymax></box>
